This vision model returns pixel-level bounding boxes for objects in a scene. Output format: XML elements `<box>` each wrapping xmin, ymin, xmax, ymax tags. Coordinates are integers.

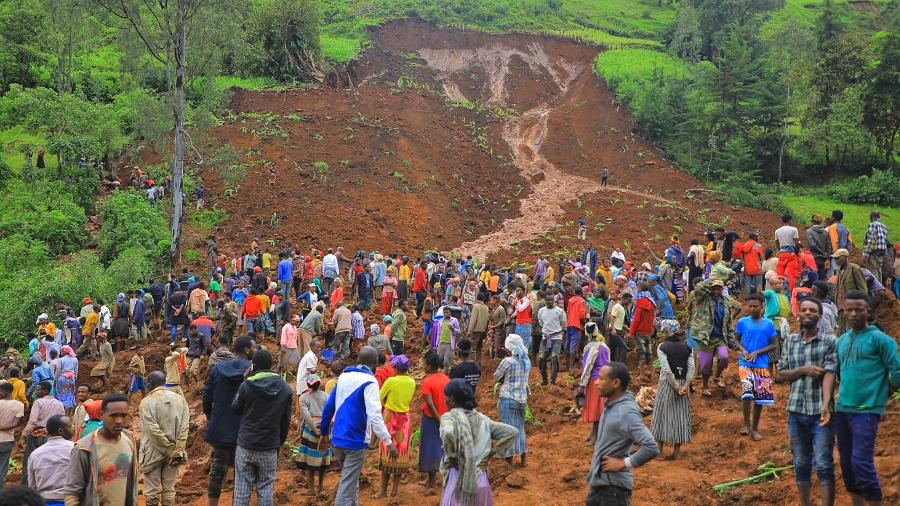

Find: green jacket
<box><xmin>688</xmin><ymin>280</ymin><xmax>739</xmax><ymax>350</ymax></box>
<box><xmin>835</xmin><ymin>326</ymin><xmax>900</xmax><ymax>414</ymax></box>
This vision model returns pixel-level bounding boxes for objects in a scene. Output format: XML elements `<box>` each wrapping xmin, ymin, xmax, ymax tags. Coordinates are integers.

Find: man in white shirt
<box><xmin>537</xmin><ymin>295</ymin><xmax>566</xmax><ymax>385</ymax></box>
<box><xmin>296</xmin><ymin>339</ymin><xmax>321</xmax><ymax>395</ymax></box>
<box><xmin>0</xmin><ymin>383</ymin><xmax>24</xmax><ymax>487</ymax></box>
<box><xmin>27</xmin><ymin>414</ymin><xmax>74</xmax><ymax>503</ymax></box>
<box><xmin>322</xmin><ymin>249</ymin><xmax>339</xmax><ymax>295</ymax></box>
<box><xmin>775</xmin><ymin>214</ymin><xmax>802</xmax><ymax>290</ymax></box>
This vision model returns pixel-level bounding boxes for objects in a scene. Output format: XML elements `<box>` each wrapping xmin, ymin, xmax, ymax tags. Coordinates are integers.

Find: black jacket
<box><xmin>231</xmin><ymin>370</ymin><xmax>293</xmax><ymax>450</ymax></box>
<box><xmin>203</xmin><ymin>357</ymin><xmax>250</xmax><ymax>446</ymax></box>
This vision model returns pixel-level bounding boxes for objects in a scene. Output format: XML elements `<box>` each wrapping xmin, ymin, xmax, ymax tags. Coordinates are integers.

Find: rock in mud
<box><xmin>505</xmin><ymin>471</ymin><xmax>528</xmax><ymax>489</ymax></box>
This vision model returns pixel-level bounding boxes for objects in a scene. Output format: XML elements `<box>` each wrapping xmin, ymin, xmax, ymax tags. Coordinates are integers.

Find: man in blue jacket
<box><xmin>321</xmin><ymin>346</ymin><xmax>397</xmax><ymax>505</ymax></box>
<box><xmin>203</xmin><ymin>336</ymin><xmax>254</xmax><ymax>506</ymax></box>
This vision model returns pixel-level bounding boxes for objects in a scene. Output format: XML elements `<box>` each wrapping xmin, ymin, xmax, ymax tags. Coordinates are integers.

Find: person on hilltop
<box><xmin>320</xmin><ymin>346</ymin><xmax>397</xmax><ymax>506</ymax></box>
<box><xmin>230</xmin><ymin>350</ymin><xmax>293</xmax><ymax>506</ymax></box>
<box><xmin>775</xmin><ymin>298</ymin><xmax>837</xmax><ymax>506</ymax></box>
<box><xmin>823</xmin><ymin>291</ymin><xmax>900</xmax><ymax>506</ymax></box>
<box><xmin>139</xmin><ymin>371</ymin><xmax>190</xmax><ymax>506</ymax></box>
<box><xmin>586</xmin><ymin>362</ymin><xmax>659</xmax><ymax>505</ymax></box>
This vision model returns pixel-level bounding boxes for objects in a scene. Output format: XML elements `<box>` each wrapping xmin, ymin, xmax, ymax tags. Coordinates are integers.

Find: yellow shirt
<box><xmin>380</xmin><ymin>374</ymin><xmax>416</xmax><ymax>413</ymax></box>
<box><xmin>545</xmin><ymin>266</ymin><xmax>555</xmax><ymax>284</ymax></box>
<box><xmin>82</xmin><ymin>312</ymin><xmax>100</xmax><ymax>337</ymax></box>
<box><xmin>324</xmin><ymin>378</ymin><xmax>338</xmax><ymax>396</ymax></box>
<box><xmin>257</xmin><ymin>294</ymin><xmax>271</xmax><ymax>313</ymax></box>
<box><xmin>399</xmin><ymin>264</ymin><xmax>411</xmax><ymax>283</ymax></box>
<box><xmin>262</xmin><ymin>253</ymin><xmax>273</xmax><ymax>269</ymax></box>
<box><xmin>8</xmin><ymin>378</ymin><xmax>28</xmax><ymax>408</ymax></box>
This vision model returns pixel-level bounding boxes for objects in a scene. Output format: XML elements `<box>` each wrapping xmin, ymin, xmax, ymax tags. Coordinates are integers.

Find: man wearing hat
<box><xmin>832</xmin><ymin>248</ymin><xmax>867</xmax><ymax>334</ymax></box>
<box><xmin>79</xmin><ymin>298</ymin><xmax>93</xmax><ymax>319</ymax></box>
<box><xmin>689</xmin><ymin>278</ymin><xmax>739</xmax><ymax>396</ymax></box>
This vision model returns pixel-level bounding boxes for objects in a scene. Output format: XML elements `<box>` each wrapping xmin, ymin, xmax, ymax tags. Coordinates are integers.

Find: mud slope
<box><xmin>369</xmin><ymin>20</ymin><xmax>697</xmax><ymax>260</ymax></box>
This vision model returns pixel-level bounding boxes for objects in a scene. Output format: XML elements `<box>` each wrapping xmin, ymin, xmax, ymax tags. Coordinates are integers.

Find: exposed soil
<box><xmin>103</xmin><ymin>18</ymin><xmax>900</xmax><ymax>506</ymax></box>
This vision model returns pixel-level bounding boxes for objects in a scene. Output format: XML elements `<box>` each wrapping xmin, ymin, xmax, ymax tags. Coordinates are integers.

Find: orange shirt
<box><xmin>489</xmin><ymin>275</ymin><xmax>500</xmax><ymax>292</ymax></box>
<box><xmin>243</xmin><ymin>296</ymin><xmax>263</xmax><ymax>318</ymax></box>
<box><xmin>566</xmin><ymin>296</ymin><xmax>587</xmax><ymax>330</ymax></box>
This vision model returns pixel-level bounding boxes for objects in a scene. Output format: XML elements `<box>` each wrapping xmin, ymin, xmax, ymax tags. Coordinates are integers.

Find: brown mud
<box><xmin>103</xmin><ymin>18</ymin><xmax>900</xmax><ymax>506</ymax></box>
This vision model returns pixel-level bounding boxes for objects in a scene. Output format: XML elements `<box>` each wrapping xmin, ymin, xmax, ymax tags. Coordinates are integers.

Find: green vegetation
<box><xmin>782</xmin><ymin>195</ymin><xmax>900</xmax><ymax>243</ymax></box>
<box><xmin>321</xmin><ymin>35</ymin><xmax>363</xmax><ymax>63</ymax></box>
<box><xmin>190</xmin><ymin>208</ymin><xmax>230</xmax><ymax>232</ymax></box>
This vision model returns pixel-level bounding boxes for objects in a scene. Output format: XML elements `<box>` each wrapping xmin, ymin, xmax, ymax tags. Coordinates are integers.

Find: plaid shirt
<box><xmin>494</xmin><ymin>357</ymin><xmax>530</xmax><ymax>403</ymax></box>
<box><xmin>351</xmin><ymin>311</ymin><xmax>365</xmax><ymax>340</ymax></box>
<box><xmin>864</xmin><ymin>219</ymin><xmax>888</xmax><ymax>255</ymax></box>
<box><xmin>777</xmin><ymin>332</ymin><xmax>837</xmax><ymax>415</ymax></box>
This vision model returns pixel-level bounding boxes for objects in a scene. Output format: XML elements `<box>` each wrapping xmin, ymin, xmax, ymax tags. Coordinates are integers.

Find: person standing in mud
<box><xmin>586</xmin><ymin>362</ymin><xmax>659</xmax><ymax>505</ymax></box>
<box><xmin>601</xmin><ymin>166</ymin><xmax>609</xmax><ymax>187</ymax></box>
<box><xmin>775</xmin><ymin>298</ymin><xmax>837</xmax><ymax>506</ymax></box>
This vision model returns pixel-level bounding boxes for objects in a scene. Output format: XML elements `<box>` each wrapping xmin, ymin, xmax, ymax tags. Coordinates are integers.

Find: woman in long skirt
<box><xmin>420</xmin><ymin>352</ymin><xmax>450</xmax><ymax>495</ymax></box>
<box><xmin>493</xmin><ymin>334</ymin><xmax>530</xmax><ymax>467</ymax></box>
<box><xmin>376</xmin><ymin>355</ymin><xmax>416</xmax><ymax>498</ymax></box>
<box><xmin>651</xmin><ymin>330</ymin><xmax>695</xmax><ymax>459</ymax></box>
<box><xmin>578</xmin><ymin>322</ymin><xmax>609</xmax><ymax>445</ymax></box>
<box><xmin>294</xmin><ymin>374</ymin><xmax>332</xmax><ymax>495</ymax></box>
<box><xmin>439</xmin><ymin>379</ymin><xmax>517</xmax><ymax>506</ymax></box>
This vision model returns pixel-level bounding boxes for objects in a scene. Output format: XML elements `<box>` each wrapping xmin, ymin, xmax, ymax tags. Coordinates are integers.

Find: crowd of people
<box><xmin>0</xmin><ymin>207</ymin><xmax>896</xmax><ymax>506</ymax></box>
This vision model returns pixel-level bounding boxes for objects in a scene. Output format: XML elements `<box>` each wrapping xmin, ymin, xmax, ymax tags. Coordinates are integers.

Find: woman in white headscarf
<box><xmin>493</xmin><ymin>334</ymin><xmax>531</xmax><ymax>466</ymax></box>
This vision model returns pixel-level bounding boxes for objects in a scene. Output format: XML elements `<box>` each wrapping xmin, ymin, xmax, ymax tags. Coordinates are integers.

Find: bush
<box><xmin>821</xmin><ymin>169</ymin><xmax>900</xmax><ymax>207</ymax></box>
<box><xmin>0</xmin><ymin>180</ymin><xmax>86</xmax><ymax>255</ymax></box>
<box><xmin>99</xmin><ymin>190</ymin><xmax>169</xmax><ymax>264</ymax></box>
<box><xmin>190</xmin><ymin>208</ymin><xmax>229</xmax><ymax>232</ymax></box>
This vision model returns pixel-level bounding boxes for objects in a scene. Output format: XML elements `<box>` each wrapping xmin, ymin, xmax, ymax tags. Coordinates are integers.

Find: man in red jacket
<box><xmin>737</xmin><ymin>232</ymin><xmax>765</xmax><ymax>297</ymax></box>
<box><xmin>629</xmin><ymin>282</ymin><xmax>657</xmax><ymax>366</ymax></box>
<box><xmin>565</xmin><ymin>286</ymin><xmax>588</xmax><ymax>371</ymax></box>
<box><xmin>412</xmin><ymin>260</ymin><xmax>429</xmax><ymax>317</ymax></box>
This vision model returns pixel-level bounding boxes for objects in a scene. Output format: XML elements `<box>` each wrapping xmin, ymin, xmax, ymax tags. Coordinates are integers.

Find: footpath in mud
<box><xmin>120</xmin><ymin>19</ymin><xmax>900</xmax><ymax>506</ymax></box>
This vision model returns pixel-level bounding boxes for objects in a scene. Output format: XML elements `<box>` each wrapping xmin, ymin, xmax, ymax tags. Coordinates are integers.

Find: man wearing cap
<box><xmin>689</xmin><ymin>278</ymin><xmax>739</xmax><ymax>396</ymax></box>
<box><xmin>79</xmin><ymin>298</ymin><xmax>94</xmax><ymax>319</ymax></box>
<box><xmin>832</xmin><ymin>248</ymin><xmax>867</xmax><ymax>333</ymax></box>
<box><xmin>278</xmin><ymin>314</ymin><xmax>301</xmax><ymax>373</ymax></box>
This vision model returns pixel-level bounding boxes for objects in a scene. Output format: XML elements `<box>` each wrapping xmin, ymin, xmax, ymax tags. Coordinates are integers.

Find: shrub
<box><xmin>821</xmin><ymin>169</ymin><xmax>900</xmax><ymax>207</ymax></box>
<box><xmin>313</xmin><ymin>161</ymin><xmax>329</xmax><ymax>170</ymax></box>
<box><xmin>99</xmin><ymin>190</ymin><xmax>168</xmax><ymax>264</ymax></box>
<box><xmin>190</xmin><ymin>208</ymin><xmax>229</xmax><ymax>232</ymax></box>
<box><xmin>0</xmin><ymin>180</ymin><xmax>86</xmax><ymax>256</ymax></box>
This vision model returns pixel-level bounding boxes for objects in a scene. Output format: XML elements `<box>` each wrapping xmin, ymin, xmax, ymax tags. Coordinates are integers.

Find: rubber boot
<box><xmin>539</xmin><ymin>357</ymin><xmax>548</xmax><ymax>385</ymax></box>
<box><xmin>551</xmin><ymin>356</ymin><xmax>559</xmax><ymax>384</ymax></box>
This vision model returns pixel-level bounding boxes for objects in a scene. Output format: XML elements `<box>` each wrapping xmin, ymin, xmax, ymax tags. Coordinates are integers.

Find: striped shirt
<box><xmin>777</xmin><ymin>331</ymin><xmax>837</xmax><ymax>415</ymax></box>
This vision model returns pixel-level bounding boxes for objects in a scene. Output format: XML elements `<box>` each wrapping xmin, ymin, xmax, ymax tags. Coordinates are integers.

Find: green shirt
<box><xmin>835</xmin><ymin>326</ymin><xmax>900</xmax><ymax>414</ymax></box>
<box><xmin>390</xmin><ymin>309</ymin><xmax>407</xmax><ymax>342</ymax></box>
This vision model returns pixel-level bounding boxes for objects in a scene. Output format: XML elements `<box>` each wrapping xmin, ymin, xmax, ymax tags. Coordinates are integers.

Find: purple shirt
<box><xmin>582</xmin><ymin>343</ymin><xmax>610</xmax><ymax>381</ymax></box>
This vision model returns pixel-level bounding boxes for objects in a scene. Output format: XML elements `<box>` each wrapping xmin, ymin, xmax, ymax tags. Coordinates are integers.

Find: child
<box><xmin>449</xmin><ymin>339</ymin><xmax>481</xmax><ymax>389</ymax></box>
<box><xmin>323</xmin><ymin>360</ymin><xmax>344</xmax><ymax>396</ymax></box>
<box><xmin>294</xmin><ymin>374</ymin><xmax>332</xmax><ymax>496</ymax></box>
<box><xmin>735</xmin><ymin>294</ymin><xmax>778</xmax><ymax>441</ymax></box>
<box><xmin>127</xmin><ymin>349</ymin><xmax>147</xmax><ymax>402</ymax></box>
<box><xmin>374</xmin><ymin>351</ymin><xmax>396</xmax><ymax>388</ymax></box>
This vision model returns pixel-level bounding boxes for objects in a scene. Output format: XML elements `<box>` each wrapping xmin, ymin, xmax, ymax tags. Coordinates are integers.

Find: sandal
<box><xmin>702</xmin><ymin>389</ymin><xmax>712</xmax><ymax>397</ymax></box>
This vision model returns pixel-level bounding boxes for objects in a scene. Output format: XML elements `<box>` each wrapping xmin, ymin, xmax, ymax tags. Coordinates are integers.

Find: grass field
<box><xmin>0</xmin><ymin>126</ymin><xmax>55</xmax><ymax>174</ymax></box>
<box><xmin>782</xmin><ymin>195</ymin><xmax>900</xmax><ymax>243</ymax></box>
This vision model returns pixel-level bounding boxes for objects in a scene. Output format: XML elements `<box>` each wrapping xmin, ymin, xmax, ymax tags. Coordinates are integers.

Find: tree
<box><xmin>92</xmin><ymin>0</ymin><xmax>242</xmax><ymax>266</ymax></box>
<box><xmin>690</xmin><ymin>0</ymin><xmax>784</xmax><ymax>59</ymax></box>
<box><xmin>765</xmin><ymin>19</ymin><xmax>814</xmax><ymax>181</ymax></box>
<box><xmin>239</xmin><ymin>0</ymin><xmax>323</xmax><ymax>81</ymax></box>
<box><xmin>861</xmin><ymin>13</ymin><xmax>900</xmax><ymax>166</ymax></box>
<box><xmin>670</xmin><ymin>4</ymin><xmax>703</xmax><ymax>65</ymax></box>
<box><xmin>42</xmin><ymin>0</ymin><xmax>91</xmax><ymax>93</ymax></box>
<box><xmin>0</xmin><ymin>0</ymin><xmax>53</xmax><ymax>92</ymax></box>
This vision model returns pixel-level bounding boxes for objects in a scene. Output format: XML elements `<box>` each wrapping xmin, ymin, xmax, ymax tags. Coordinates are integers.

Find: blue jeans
<box><xmin>834</xmin><ymin>412</ymin><xmax>882</xmax><ymax>501</ymax></box>
<box><xmin>788</xmin><ymin>412</ymin><xmax>835</xmax><ymax>486</ymax></box>
<box><xmin>515</xmin><ymin>323</ymin><xmax>532</xmax><ymax>351</ymax></box>
<box><xmin>170</xmin><ymin>324</ymin><xmax>188</xmax><ymax>342</ymax></box>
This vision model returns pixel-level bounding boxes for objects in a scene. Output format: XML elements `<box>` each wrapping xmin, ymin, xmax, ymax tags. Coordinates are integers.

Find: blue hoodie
<box><xmin>203</xmin><ymin>357</ymin><xmax>250</xmax><ymax>446</ymax></box>
<box><xmin>320</xmin><ymin>366</ymin><xmax>392</xmax><ymax>451</ymax></box>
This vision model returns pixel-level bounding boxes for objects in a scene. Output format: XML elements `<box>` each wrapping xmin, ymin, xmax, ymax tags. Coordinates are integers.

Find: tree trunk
<box><xmin>170</xmin><ymin>0</ymin><xmax>187</xmax><ymax>267</ymax></box>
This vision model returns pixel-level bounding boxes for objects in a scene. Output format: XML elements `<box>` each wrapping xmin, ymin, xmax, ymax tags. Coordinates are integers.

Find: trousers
<box><xmin>233</xmin><ymin>446</ymin><xmax>278</xmax><ymax>506</ymax></box>
<box><xmin>834</xmin><ymin>412</ymin><xmax>882</xmax><ymax>501</ymax></box>
<box><xmin>334</xmin><ymin>447</ymin><xmax>368</xmax><ymax>506</ymax></box>
<box><xmin>143</xmin><ymin>462</ymin><xmax>179</xmax><ymax>505</ymax></box>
